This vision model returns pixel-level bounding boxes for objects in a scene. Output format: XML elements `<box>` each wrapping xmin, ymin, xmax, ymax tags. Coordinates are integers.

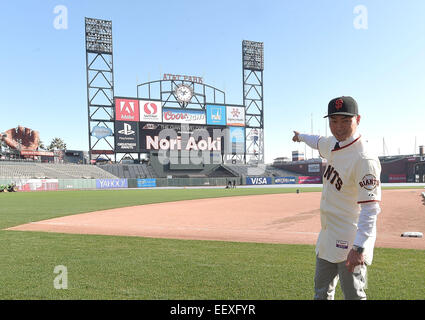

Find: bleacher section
<box><xmin>264</xmin><ymin>165</ymin><xmax>302</xmax><ymax>177</ymax></box>
<box><xmin>98</xmin><ymin>163</ymin><xmax>158</xmax><ymax>179</ymax></box>
<box><xmin>0</xmin><ymin>162</ymin><xmax>118</xmax><ymax>179</ymax></box>
<box><xmin>223</xmin><ymin>164</ymin><xmax>299</xmax><ymax>177</ymax></box>
<box><xmin>0</xmin><ymin>161</ymin><xmax>301</xmax><ymax>180</ymax></box>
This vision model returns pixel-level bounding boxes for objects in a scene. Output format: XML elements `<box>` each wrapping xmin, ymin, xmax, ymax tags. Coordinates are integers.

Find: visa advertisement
<box><xmin>206</xmin><ymin>105</ymin><xmax>226</xmax><ymax>126</ymax></box>
<box><xmin>246</xmin><ymin>177</ymin><xmax>272</xmax><ymax>185</ymax></box>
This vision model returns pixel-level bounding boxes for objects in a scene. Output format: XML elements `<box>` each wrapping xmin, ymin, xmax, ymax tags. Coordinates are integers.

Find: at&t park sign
<box><xmin>162</xmin><ymin>73</ymin><xmax>203</xmax><ymax>84</ymax></box>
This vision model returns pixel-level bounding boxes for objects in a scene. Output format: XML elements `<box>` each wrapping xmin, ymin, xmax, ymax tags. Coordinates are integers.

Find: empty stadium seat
<box><xmin>0</xmin><ymin>162</ymin><xmax>118</xmax><ymax>179</ymax></box>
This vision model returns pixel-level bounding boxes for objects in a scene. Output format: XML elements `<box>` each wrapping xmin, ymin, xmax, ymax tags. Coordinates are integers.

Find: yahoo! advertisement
<box><xmin>96</xmin><ymin>179</ymin><xmax>128</xmax><ymax>189</ymax></box>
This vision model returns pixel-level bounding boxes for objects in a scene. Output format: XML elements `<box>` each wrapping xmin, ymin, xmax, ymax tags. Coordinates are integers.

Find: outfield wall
<box><xmin>4</xmin><ymin>176</ymin><xmax>419</xmax><ymax>191</ymax></box>
<box><xmin>1</xmin><ymin>178</ymin><xmax>425</xmax><ymax>192</ymax></box>
<box><xmin>0</xmin><ymin>175</ymin><xmax>303</xmax><ymax>191</ymax></box>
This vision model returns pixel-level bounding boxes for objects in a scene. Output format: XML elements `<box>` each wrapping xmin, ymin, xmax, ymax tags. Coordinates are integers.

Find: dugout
<box><xmin>414</xmin><ymin>162</ymin><xmax>425</xmax><ymax>183</ymax></box>
<box><xmin>148</xmin><ymin>151</ymin><xmax>238</xmax><ymax>180</ymax></box>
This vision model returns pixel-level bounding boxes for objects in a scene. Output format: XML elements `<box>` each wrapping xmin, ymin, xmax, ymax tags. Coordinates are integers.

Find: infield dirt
<box><xmin>7</xmin><ymin>189</ymin><xmax>425</xmax><ymax>250</ymax></box>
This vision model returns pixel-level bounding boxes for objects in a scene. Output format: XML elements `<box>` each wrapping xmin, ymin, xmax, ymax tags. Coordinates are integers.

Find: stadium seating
<box><xmin>98</xmin><ymin>163</ymin><xmax>158</xmax><ymax>179</ymax></box>
<box><xmin>0</xmin><ymin>161</ymin><xmax>118</xmax><ymax>179</ymax></box>
<box><xmin>222</xmin><ymin>164</ymin><xmax>301</xmax><ymax>178</ymax></box>
<box><xmin>0</xmin><ymin>160</ymin><xmax>301</xmax><ymax>180</ymax></box>
<box><xmin>264</xmin><ymin>165</ymin><xmax>302</xmax><ymax>177</ymax></box>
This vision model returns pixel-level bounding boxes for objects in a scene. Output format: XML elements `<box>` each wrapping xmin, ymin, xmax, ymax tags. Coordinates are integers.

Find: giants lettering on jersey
<box><xmin>323</xmin><ymin>165</ymin><xmax>343</xmax><ymax>191</ymax></box>
<box><xmin>359</xmin><ymin>174</ymin><xmax>380</xmax><ymax>190</ymax></box>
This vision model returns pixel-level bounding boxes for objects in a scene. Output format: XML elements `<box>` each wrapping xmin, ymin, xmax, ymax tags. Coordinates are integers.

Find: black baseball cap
<box><xmin>324</xmin><ymin>96</ymin><xmax>358</xmax><ymax>118</ymax></box>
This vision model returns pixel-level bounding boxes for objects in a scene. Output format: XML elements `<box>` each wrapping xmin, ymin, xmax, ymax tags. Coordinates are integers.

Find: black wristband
<box><xmin>353</xmin><ymin>245</ymin><xmax>364</xmax><ymax>254</ymax></box>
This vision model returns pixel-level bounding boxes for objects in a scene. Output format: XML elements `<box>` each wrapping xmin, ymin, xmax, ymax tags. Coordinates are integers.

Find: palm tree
<box><xmin>38</xmin><ymin>140</ymin><xmax>46</xmax><ymax>150</ymax></box>
<box><xmin>47</xmin><ymin>138</ymin><xmax>67</xmax><ymax>151</ymax></box>
<box><xmin>0</xmin><ymin>133</ymin><xmax>8</xmax><ymax>152</ymax></box>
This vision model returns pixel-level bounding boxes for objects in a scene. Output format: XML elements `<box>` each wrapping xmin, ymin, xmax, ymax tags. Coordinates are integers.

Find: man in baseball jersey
<box><xmin>292</xmin><ymin>96</ymin><xmax>381</xmax><ymax>300</ymax></box>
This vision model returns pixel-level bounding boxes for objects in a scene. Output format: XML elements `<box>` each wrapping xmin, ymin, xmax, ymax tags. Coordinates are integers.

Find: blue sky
<box><xmin>1</xmin><ymin>0</ymin><xmax>425</xmax><ymax>163</ymax></box>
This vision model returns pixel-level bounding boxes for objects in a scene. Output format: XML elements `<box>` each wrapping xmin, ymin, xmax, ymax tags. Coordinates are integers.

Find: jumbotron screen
<box><xmin>113</xmin><ymin>97</ymin><xmax>247</xmax><ymax>155</ymax></box>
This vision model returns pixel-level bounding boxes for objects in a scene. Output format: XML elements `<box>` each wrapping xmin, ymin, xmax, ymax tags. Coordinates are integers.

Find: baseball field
<box><xmin>1</xmin><ymin>186</ymin><xmax>424</xmax><ymax>300</ymax></box>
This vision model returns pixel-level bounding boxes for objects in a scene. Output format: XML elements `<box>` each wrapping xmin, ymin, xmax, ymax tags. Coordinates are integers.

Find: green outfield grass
<box><xmin>0</xmin><ymin>187</ymin><xmax>424</xmax><ymax>300</ymax></box>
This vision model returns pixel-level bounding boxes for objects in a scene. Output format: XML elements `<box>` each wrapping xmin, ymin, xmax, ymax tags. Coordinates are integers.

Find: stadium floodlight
<box><xmin>85</xmin><ymin>17</ymin><xmax>115</xmax><ymax>162</ymax></box>
<box><xmin>85</xmin><ymin>18</ymin><xmax>113</xmax><ymax>54</ymax></box>
<box><xmin>242</xmin><ymin>40</ymin><xmax>264</xmax><ymax>71</ymax></box>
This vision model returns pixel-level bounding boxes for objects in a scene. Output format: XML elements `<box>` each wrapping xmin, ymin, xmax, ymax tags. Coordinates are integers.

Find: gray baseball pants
<box><xmin>314</xmin><ymin>256</ymin><xmax>367</xmax><ymax>300</ymax></box>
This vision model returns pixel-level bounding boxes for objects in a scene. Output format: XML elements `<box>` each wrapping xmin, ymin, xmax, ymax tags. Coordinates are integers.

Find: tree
<box><xmin>0</xmin><ymin>133</ymin><xmax>7</xmax><ymax>152</ymax></box>
<box><xmin>47</xmin><ymin>137</ymin><xmax>67</xmax><ymax>151</ymax></box>
<box><xmin>38</xmin><ymin>140</ymin><xmax>46</xmax><ymax>150</ymax></box>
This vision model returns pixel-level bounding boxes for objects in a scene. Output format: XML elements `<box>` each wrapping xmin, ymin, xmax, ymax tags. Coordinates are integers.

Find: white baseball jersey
<box><xmin>315</xmin><ymin>133</ymin><xmax>381</xmax><ymax>265</ymax></box>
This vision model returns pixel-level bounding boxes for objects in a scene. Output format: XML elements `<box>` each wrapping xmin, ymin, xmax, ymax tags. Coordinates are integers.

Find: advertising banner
<box><xmin>274</xmin><ymin>177</ymin><xmax>296</xmax><ymax>184</ymax></box>
<box><xmin>226</xmin><ymin>106</ymin><xmax>245</xmax><ymax>126</ymax></box>
<box><xmin>246</xmin><ymin>177</ymin><xmax>272</xmax><ymax>185</ymax></box>
<box><xmin>96</xmin><ymin>179</ymin><xmax>128</xmax><ymax>189</ymax></box>
<box><xmin>91</xmin><ymin>126</ymin><xmax>113</xmax><ymax>139</ymax></box>
<box><xmin>298</xmin><ymin>176</ymin><xmax>321</xmax><ymax>184</ymax></box>
<box><xmin>20</xmin><ymin>150</ymin><xmax>55</xmax><ymax>157</ymax></box>
<box><xmin>247</xmin><ymin>128</ymin><xmax>260</xmax><ymax>144</ymax></box>
<box><xmin>206</xmin><ymin>105</ymin><xmax>226</xmax><ymax>126</ymax></box>
<box><xmin>115</xmin><ymin>121</ymin><xmax>139</xmax><ymax>152</ymax></box>
<box><xmin>162</xmin><ymin>108</ymin><xmax>206</xmax><ymax>125</ymax></box>
<box><xmin>139</xmin><ymin>100</ymin><xmax>162</xmax><ymax>123</ymax></box>
<box><xmin>115</xmin><ymin>98</ymin><xmax>140</xmax><ymax>122</ymax></box>
<box><xmin>91</xmin><ymin>150</ymin><xmax>115</xmax><ymax>155</ymax></box>
<box><xmin>16</xmin><ymin>179</ymin><xmax>59</xmax><ymax>191</ymax></box>
<box><xmin>228</xmin><ymin>127</ymin><xmax>245</xmax><ymax>154</ymax></box>
<box><xmin>139</xmin><ymin>123</ymin><xmax>224</xmax><ymax>153</ymax></box>
<box><xmin>136</xmin><ymin>178</ymin><xmax>157</xmax><ymax>188</ymax></box>
<box><xmin>308</xmin><ymin>164</ymin><xmax>321</xmax><ymax>173</ymax></box>
<box><xmin>389</xmin><ymin>174</ymin><xmax>406</xmax><ymax>183</ymax></box>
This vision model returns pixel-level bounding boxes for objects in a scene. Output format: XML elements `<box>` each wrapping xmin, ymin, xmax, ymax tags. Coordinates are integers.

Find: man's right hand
<box><xmin>292</xmin><ymin>131</ymin><xmax>301</xmax><ymax>142</ymax></box>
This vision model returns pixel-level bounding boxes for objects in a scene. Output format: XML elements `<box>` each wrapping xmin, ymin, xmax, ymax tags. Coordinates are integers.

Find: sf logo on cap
<box><xmin>335</xmin><ymin>99</ymin><xmax>344</xmax><ymax>110</ymax></box>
